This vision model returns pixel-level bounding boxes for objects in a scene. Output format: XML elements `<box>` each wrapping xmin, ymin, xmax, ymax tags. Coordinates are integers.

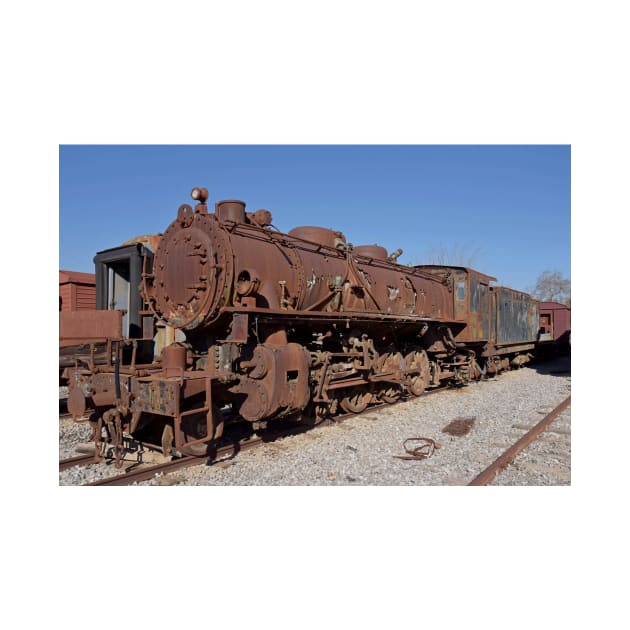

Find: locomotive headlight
<box><xmin>191</xmin><ymin>187</ymin><xmax>208</xmax><ymax>202</ymax></box>
<box><xmin>236</xmin><ymin>269</ymin><xmax>260</xmax><ymax>297</ymax></box>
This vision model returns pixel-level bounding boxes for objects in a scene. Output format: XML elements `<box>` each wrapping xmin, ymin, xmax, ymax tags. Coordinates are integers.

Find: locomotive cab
<box><xmin>414</xmin><ymin>265</ymin><xmax>495</xmax><ymax>343</ymax></box>
<box><xmin>414</xmin><ymin>264</ymin><xmax>538</xmax><ymax>374</ymax></box>
<box><xmin>94</xmin><ymin>238</ymin><xmax>165</xmax><ymax>363</ymax></box>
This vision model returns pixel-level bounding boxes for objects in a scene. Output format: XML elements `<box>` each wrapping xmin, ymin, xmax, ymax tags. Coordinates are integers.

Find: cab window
<box><xmin>456</xmin><ymin>280</ymin><xmax>466</xmax><ymax>300</ymax></box>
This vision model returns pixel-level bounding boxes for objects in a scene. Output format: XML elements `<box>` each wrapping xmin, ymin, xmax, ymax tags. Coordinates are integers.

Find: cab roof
<box><xmin>413</xmin><ymin>264</ymin><xmax>497</xmax><ymax>284</ymax></box>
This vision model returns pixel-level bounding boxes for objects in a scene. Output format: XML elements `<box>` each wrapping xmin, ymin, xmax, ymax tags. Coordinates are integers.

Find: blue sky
<box><xmin>59</xmin><ymin>145</ymin><xmax>570</xmax><ymax>292</ymax></box>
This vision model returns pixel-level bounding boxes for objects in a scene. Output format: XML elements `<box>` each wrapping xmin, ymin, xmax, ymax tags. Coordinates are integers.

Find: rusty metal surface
<box><xmin>233</xmin><ymin>342</ymin><xmax>311</xmax><ymax>421</ymax></box>
<box><xmin>415</xmin><ymin>266</ymin><xmax>495</xmax><ymax>342</ymax></box>
<box><xmin>415</xmin><ymin>266</ymin><xmax>540</xmax><ymax>350</ymax></box>
<box><xmin>85</xmin><ymin>455</ymin><xmax>201</xmax><ymax>486</ymax></box>
<box><xmin>161</xmin><ymin>344</ymin><xmax>187</xmax><ymax>377</ymax></box>
<box><xmin>122</xmin><ymin>234</ymin><xmax>162</xmax><ymax>253</ymax></box>
<box><xmin>59</xmin><ymin>343</ymin><xmax>107</xmax><ymax>367</ymax></box>
<box><xmin>133</xmin><ymin>378</ymin><xmax>180</xmax><ymax>416</ymax></box>
<box><xmin>59</xmin><ymin>310</ymin><xmax>123</xmax><ymax>344</ymax></box>
<box><xmin>288</xmin><ymin>226</ymin><xmax>347</xmax><ymax>248</ymax></box>
<box><xmin>493</xmin><ymin>286</ymin><xmax>539</xmax><ymax>344</ymax></box>
<box><xmin>352</xmin><ymin>244</ymin><xmax>388</xmax><ymax>260</ymax></box>
<box><xmin>144</xmin><ymin>200</ymin><xmax>455</xmax><ymax>331</ymax></box>
<box><xmin>393</xmin><ymin>437</ymin><xmax>441</xmax><ymax>460</ymax></box>
<box><xmin>59</xmin><ymin>454</ymin><xmax>96</xmax><ymax>471</ymax></box>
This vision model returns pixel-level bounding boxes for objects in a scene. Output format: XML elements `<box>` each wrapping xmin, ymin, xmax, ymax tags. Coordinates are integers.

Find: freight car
<box><xmin>65</xmin><ymin>187</ymin><xmax>542</xmax><ymax>465</ymax></box>
<box><xmin>537</xmin><ymin>301</ymin><xmax>571</xmax><ymax>357</ymax></box>
<box><xmin>59</xmin><ymin>270</ymin><xmax>97</xmax><ymax>381</ymax></box>
<box><xmin>59</xmin><ymin>270</ymin><xmax>96</xmax><ymax>312</ymax></box>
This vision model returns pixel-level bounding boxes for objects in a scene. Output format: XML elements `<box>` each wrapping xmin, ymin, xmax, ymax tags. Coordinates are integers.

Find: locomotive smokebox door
<box><xmin>151</xmin><ymin>211</ymin><xmax>230</xmax><ymax>330</ymax></box>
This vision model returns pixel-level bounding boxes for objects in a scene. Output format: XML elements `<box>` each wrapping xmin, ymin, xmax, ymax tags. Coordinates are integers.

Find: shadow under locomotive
<box><xmin>530</xmin><ymin>353</ymin><xmax>571</xmax><ymax>377</ymax></box>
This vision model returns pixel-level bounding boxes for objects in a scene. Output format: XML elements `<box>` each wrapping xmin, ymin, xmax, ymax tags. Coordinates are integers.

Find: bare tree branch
<box><xmin>529</xmin><ymin>270</ymin><xmax>571</xmax><ymax>305</ymax></box>
<box><xmin>407</xmin><ymin>241</ymin><xmax>483</xmax><ymax>268</ymax></box>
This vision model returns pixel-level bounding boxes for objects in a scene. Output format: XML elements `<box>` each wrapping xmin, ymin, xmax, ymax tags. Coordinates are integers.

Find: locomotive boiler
<box><xmin>66</xmin><ymin>187</ymin><xmax>539</xmax><ymax>464</ymax></box>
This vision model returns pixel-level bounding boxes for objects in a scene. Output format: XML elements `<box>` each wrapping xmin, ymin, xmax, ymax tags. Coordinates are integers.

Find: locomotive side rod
<box><xmin>468</xmin><ymin>395</ymin><xmax>571</xmax><ymax>486</ymax></box>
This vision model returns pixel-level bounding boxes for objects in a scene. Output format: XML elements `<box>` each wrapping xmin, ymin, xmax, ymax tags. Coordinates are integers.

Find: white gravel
<box><xmin>59</xmin><ymin>357</ymin><xmax>571</xmax><ymax>486</ymax></box>
<box><xmin>59</xmin><ymin>385</ymin><xmax>92</xmax><ymax>460</ymax></box>
<box><xmin>59</xmin><ymin>388</ymin><xmax>153</xmax><ymax>484</ymax></box>
<box><xmin>58</xmin><ymin>416</ymin><xmax>92</xmax><ymax>460</ymax></box>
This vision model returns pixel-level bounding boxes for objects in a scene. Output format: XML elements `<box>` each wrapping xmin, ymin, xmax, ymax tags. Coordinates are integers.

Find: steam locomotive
<box><xmin>64</xmin><ymin>187</ymin><xmax>540</xmax><ymax>463</ymax></box>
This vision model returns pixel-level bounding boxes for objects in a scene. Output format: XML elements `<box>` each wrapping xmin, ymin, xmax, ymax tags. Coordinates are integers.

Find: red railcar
<box><xmin>538</xmin><ymin>301</ymin><xmax>571</xmax><ymax>354</ymax></box>
<box><xmin>538</xmin><ymin>301</ymin><xmax>570</xmax><ymax>341</ymax></box>
<box><xmin>59</xmin><ymin>270</ymin><xmax>96</xmax><ymax>312</ymax></box>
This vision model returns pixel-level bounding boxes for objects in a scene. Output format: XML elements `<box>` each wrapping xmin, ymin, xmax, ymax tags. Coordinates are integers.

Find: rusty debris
<box><xmin>393</xmin><ymin>437</ymin><xmax>442</xmax><ymax>461</ymax></box>
<box><xmin>442</xmin><ymin>417</ymin><xmax>476</xmax><ymax>436</ymax></box>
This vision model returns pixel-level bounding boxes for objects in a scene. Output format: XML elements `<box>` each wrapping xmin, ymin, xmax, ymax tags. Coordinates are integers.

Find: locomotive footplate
<box><xmin>132</xmin><ymin>372</ymin><xmax>224</xmax><ymax>454</ymax></box>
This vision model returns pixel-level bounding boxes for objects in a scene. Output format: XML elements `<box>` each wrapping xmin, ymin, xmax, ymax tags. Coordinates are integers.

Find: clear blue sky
<box><xmin>59</xmin><ymin>145</ymin><xmax>570</xmax><ymax>292</ymax></box>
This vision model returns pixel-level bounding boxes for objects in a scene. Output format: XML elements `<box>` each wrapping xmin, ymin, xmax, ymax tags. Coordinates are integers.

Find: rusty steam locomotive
<box><xmin>65</xmin><ymin>187</ymin><xmax>540</xmax><ymax>463</ymax></box>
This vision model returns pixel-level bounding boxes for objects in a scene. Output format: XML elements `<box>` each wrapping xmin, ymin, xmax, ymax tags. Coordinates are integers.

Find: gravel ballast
<box><xmin>59</xmin><ymin>357</ymin><xmax>571</xmax><ymax>486</ymax></box>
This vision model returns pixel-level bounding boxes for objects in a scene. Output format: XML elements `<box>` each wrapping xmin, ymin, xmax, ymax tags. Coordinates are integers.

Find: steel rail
<box><xmin>84</xmin><ymin>434</ymin><xmax>276</xmax><ymax>485</ymax></box>
<box><xmin>468</xmin><ymin>395</ymin><xmax>571</xmax><ymax>486</ymax></box>
<box><xmin>59</xmin><ymin>454</ymin><xmax>96</xmax><ymax>471</ymax></box>
<box><xmin>84</xmin><ymin>416</ymin><xmax>339</xmax><ymax>486</ymax></box>
<box><xmin>84</xmin><ymin>455</ymin><xmax>203</xmax><ymax>485</ymax></box>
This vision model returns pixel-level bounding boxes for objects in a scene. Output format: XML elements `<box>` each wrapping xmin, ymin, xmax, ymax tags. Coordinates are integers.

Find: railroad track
<box><xmin>59</xmin><ymin>380</ymin><xmax>513</xmax><ymax>486</ymax></box>
<box><xmin>59</xmin><ymin>454</ymin><xmax>96</xmax><ymax>471</ymax></box>
<box><xmin>85</xmin><ymin>454</ymin><xmax>205</xmax><ymax>485</ymax></box>
<box><xmin>59</xmin><ymin>448</ymin><xmax>206</xmax><ymax>484</ymax></box>
<box><xmin>59</xmin><ymin>387</ymin><xmax>447</xmax><ymax>485</ymax></box>
<box><xmin>59</xmin><ymin>411</ymin><xmax>90</xmax><ymax>422</ymax></box>
<box><xmin>468</xmin><ymin>395</ymin><xmax>571</xmax><ymax>485</ymax></box>
<box><xmin>83</xmin><ymin>430</ymin><xmax>303</xmax><ymax>485</ymax></box>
